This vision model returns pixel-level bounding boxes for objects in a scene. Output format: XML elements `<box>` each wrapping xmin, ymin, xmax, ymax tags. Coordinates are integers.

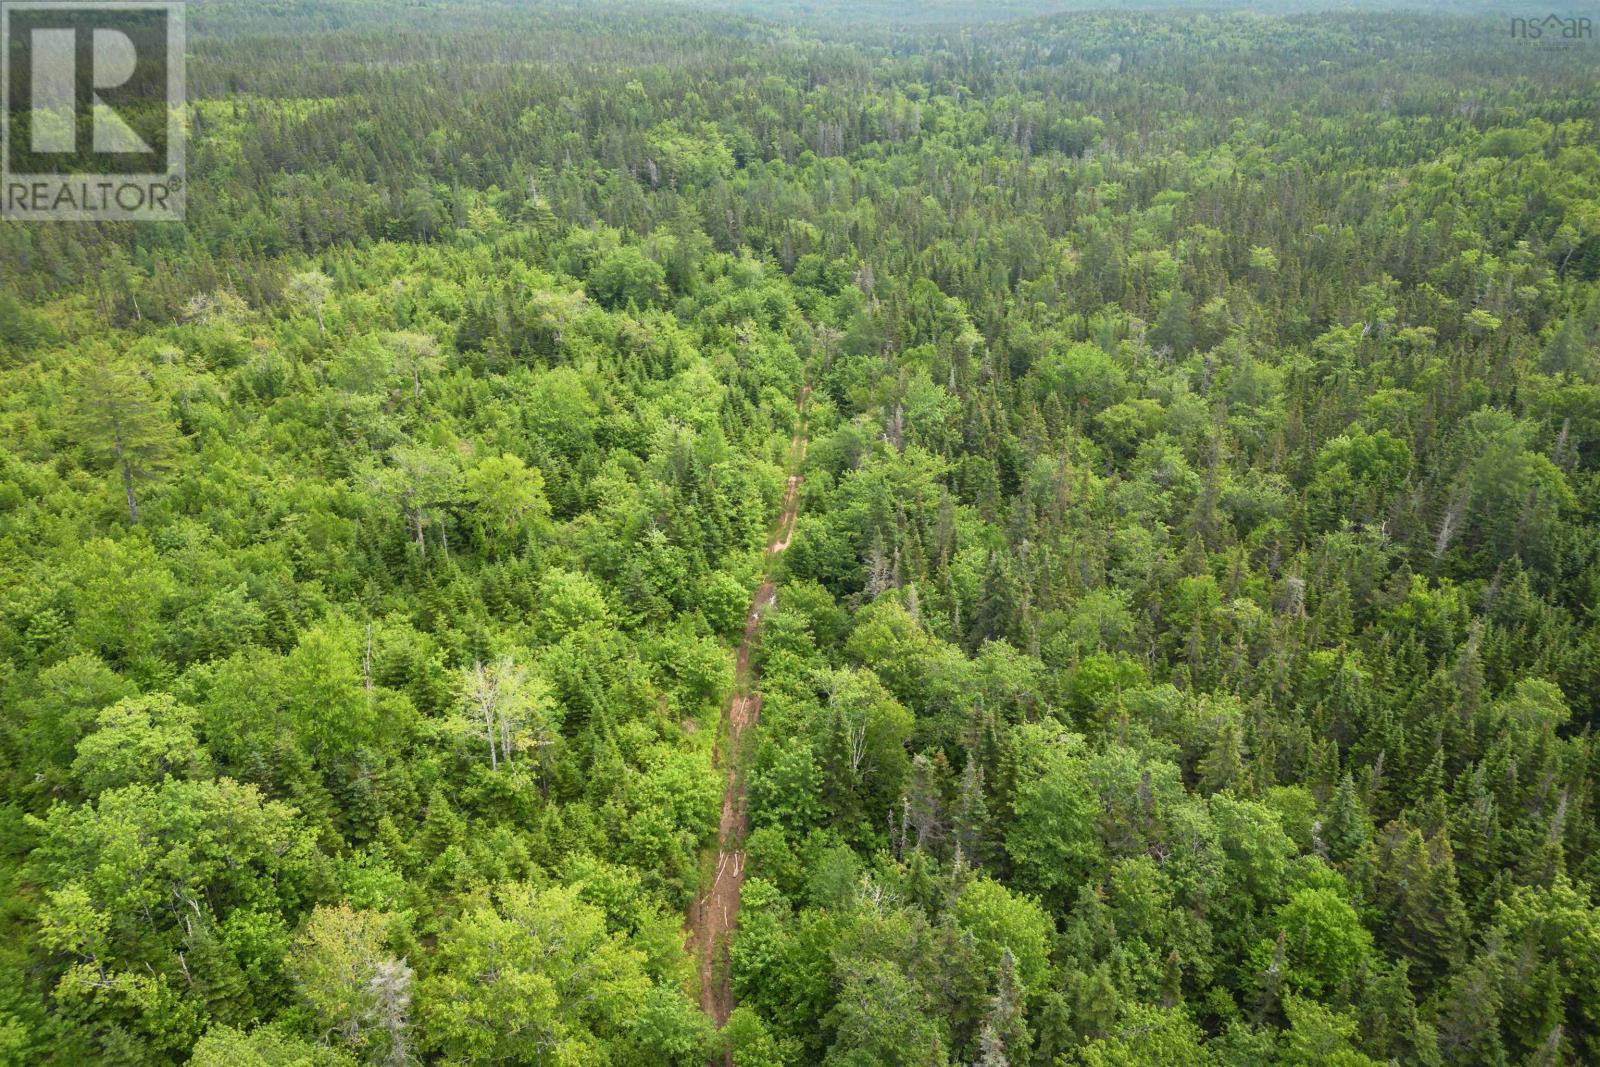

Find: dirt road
<box><xmin>688</xmin><ymin>384</ymin><xmax>810</xmax><ymax>1043</ymax></box>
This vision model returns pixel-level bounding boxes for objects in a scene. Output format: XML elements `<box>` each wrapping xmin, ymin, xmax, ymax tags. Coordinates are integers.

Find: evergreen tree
<box><xmin>67</xmin><ymin>352</ymin><xmax>179</xmax><ymax>523</ymax></box>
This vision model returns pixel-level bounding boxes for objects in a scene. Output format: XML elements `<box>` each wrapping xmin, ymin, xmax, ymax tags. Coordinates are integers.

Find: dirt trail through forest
<box><xmin>689</xmin><ymin>384</ymin><xmax>810</xmax><ymax>1044</ymax></box>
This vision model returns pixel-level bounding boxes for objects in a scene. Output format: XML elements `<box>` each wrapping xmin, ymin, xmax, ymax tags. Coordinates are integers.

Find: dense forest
<box><xmin>2</xmin><ymin>1</ymin><xmax>1599</xmax><ymax>1064</ymax></box>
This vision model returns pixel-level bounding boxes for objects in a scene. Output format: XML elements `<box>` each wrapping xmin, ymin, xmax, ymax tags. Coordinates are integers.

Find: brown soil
<box><xmin>688</xmin><ymin>385</ymin><xmax>811</xmax><ymax>1047</ymax></box>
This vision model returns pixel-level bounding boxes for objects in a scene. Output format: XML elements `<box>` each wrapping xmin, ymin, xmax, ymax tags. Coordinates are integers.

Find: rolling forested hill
<box><xmin>1</xmin><ymin>2</ymin><xmax>1599</xmax><ymax>1064</ymax></box>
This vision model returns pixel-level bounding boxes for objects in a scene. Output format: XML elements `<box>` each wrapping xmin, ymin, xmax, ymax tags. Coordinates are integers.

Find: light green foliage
<box><xmin>589</xmin><ymin>248</ymin><xmax>669</xmax><ymax>311</ymax></box>
<box><xmin>71</xmin><ymin>693</ymin><xmax>209</xmax><ymax>794</ymax></box>
<box><xmin>1077</xmin><ymin>1004</ymin><xmax>1210</xmax><ymax>1067</ymax></box>
<box><xmin>1270</xmin><ymin>887</ymin><xmax>1373</xmax><ymax>996</ymax></box>
<box><xmin>65</xmin><ymin>537</ymin><xmax>177</xmax><ymax>674</ymax></box>
<box><xmin>1279</xmin><ymin>998</ymin><xmax>1384</xmax><ymax>1067</ymax></box>
<box><xmin>1211</xmin><ymin>794</ymin><xmax>1296</xmax><ymax>907</ymax></box>
<box><xmin>1306</xmin><ymin>429</ymin><xmax>1412</xmax><ymax>531</ymax></box>
<box><xmin>748</xmin><ymin>737</ymin><xmax>825</xmax><ymax>837</ymax></box>
<box><xmin>720</xmin><ymin>1005</ymin><xmax>796</xmax><ymax>1067</ymax></box>
<box><xmin>418</xmin><ymin>883</ymin><xmax>653</xmax><ymax>1064</ymax></box>
<box><xmin>283</xmin><ymin>617</ymin><xmax>396</xmax><ymax>761</ymax></box>
<box><xmin>28</xmin><ymin>778</ymin><xmax>318</xmax><ymax>1054</ymax></box>
<box><xmin>462</xmin><ymin>453</ymin><xmax>548</xmax><ymax>555</ymax></box>
<box><xmin>1007</xmin><ymin>739</ymin><xmax>1105</xmax><ymax>909</ymax></box>
<box><xmin>287</xmin><ymin>905</ymin><xmax>410</xmax><ymax>1065</ymax></box>
<box><xmin>538</xmin><ymin>569</ymin><xmax>613</xmax><ymax>638</ymax></box>
<box><xmin>192</xmin><ymin>1023</ymin><xmax>357</xmax><ymax>1067</ymax></box>
<box><xmin>15</xmin><ymin>653</ymin><xmax>138</xmax><ymax>793</ymax></box>
<box><xmin>824</xmin><ymin>959</ymin><xmax>948</xmax><ymax>1067</ymax></box>
<box><xmin>953</xmin><ymin>877</ymin><xmax>1054</xmax><ymax>995</ymax></box>
<box><xmin>1032</xmin><ymin>342</ymin><xmax>1128</xmax><ymax>413</ymax></box>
